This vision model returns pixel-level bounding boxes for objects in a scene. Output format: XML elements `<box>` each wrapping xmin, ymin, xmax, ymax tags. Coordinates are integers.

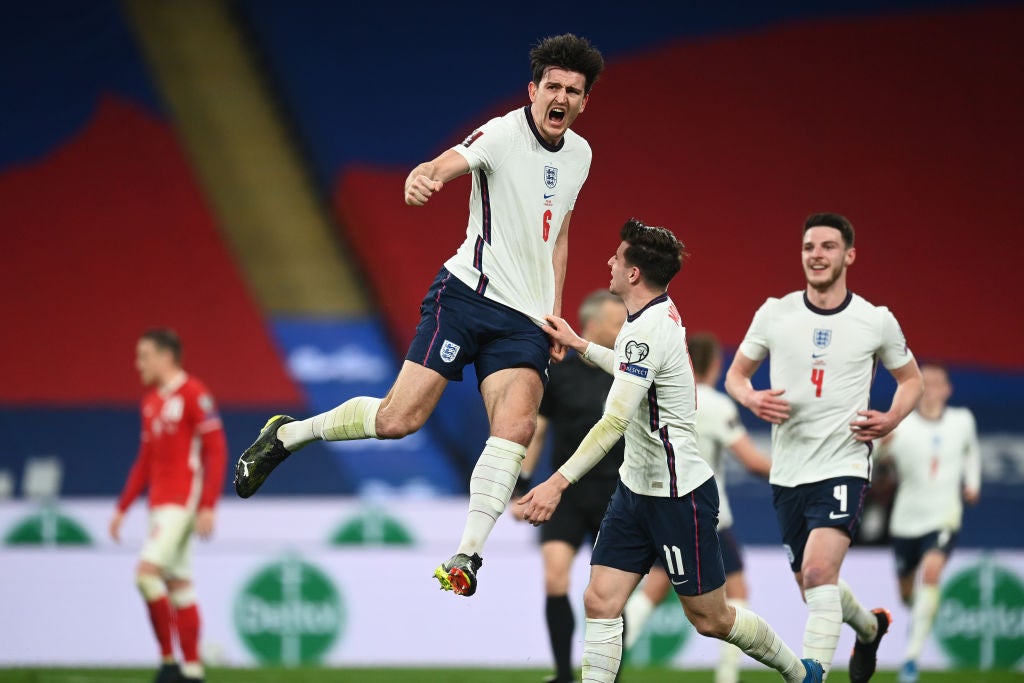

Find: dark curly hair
<box><xmin>620</xmin><ymin>218</ymin><xmax>685</xmax><ymax>289</ymax></box>
<box><xmin>530</xmin><ymin>34</ymin><xmax>605</xmax><ymax>95</ymax></box>
<box><xmin>804</xmin><ymin>212</ymin><xmax>855</xmax><ymax>248</ymax></box>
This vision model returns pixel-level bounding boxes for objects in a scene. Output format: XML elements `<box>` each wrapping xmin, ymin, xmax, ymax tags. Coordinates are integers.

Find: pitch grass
<box><xmin>0</xmin><ymin>668</ymin><xmax>1021</xmax><ymax>683</ymax></box>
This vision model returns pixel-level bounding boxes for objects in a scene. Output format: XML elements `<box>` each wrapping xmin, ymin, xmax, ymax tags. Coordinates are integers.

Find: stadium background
<box><xmin>1</xmin><ymin>0</ymin><xmax>1022</xmax><ymax>677</ymax></box>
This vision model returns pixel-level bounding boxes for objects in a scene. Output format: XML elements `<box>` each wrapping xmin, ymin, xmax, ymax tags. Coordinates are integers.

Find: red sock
<box><xmin>146</xmin><ymin>597</ymin><xmax>175</xmax><ymax>659</ymax></box>
<box><xmin>175</xmin><ymin>603</ymin><xmax>201</xmax><ymax>664</ymax></box>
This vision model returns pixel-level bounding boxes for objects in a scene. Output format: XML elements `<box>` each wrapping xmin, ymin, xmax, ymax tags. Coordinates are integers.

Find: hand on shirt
<box><xmin>744</xmin><ymin>388</ymin><xmax>791</xmax><ymax>424</ymax></box>
<box><xmin>850</xmin><ymin>409</ymin><xmax>899</xmax><ymax>442</ymax></box>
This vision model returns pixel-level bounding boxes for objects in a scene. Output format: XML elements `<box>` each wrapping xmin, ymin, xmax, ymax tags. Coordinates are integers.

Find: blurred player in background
<box><xmin>725</xmin><ymin>213</ymin><xmax>923</xmax><ymax>682</ymax></box>
<box><xmin>110</xmin><ymin>329</ymin><xmax>227</xmax><ymax>683</ymax></box>
<box><xmin>520</xmin><ymin>219</ymin><xmax>823</xmax><ymax>683</ymax></box>
<box><xmin>235</xmin><ymin>33</ymin><xmax>605</xmax><ymax>598</ymax></box>
<box><xmin>624</xmin><ymin>332</ymin><xmax>771</xmax><ymax>683</ymax></box>
<box><xmin>513</xmin><ymin>289</ymin><xmax>626</xmax><ymax>683</ymax></box>
<box><xmin>876</xmin><ymin>364</ymin><xmax>980</xmax><ymax>683</ymax></box>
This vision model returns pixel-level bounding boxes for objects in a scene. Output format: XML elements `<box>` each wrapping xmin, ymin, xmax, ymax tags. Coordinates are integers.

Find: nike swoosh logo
<box><xmin>671</xmin><ymin>578</ymin><xmax>688</xmax><ymax>585</ymax></box>
<box><xmin>812</xmin><ymin>353</ymin><xmax>827</xmax><ymax>358</ymax></box>
<box><xmin>544</xmin><ymin>193</ymin><xmax>555</xmax><ymax>199</ymax></box>
<box><xmin>829</xmin><ymin>512</ymin><xmax>849</xmax><ymax>519</ymax></box>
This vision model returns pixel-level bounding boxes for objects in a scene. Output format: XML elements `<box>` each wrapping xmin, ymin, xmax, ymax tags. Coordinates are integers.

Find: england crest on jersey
<box><xmin>544</xmin><ymin>165</ymin><xmax>558</xmax><ymax>189</ymax></box>
<box><xmin>813</xmin><ymin>328</ymin><xmax>832</xmax><ymax>349</ymax></box>
<box><xmin>440</xmin><ymin>339</ymin><xmax>461</xmax><ymax>363</ymax></box>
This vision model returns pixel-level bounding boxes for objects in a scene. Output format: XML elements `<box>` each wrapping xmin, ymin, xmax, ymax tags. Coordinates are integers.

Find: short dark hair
<box><xmin>578</xmin><ymin>289</ymin><xmax>621</xmax><ymax>327</ymax></box>
<box><xmin>530</xmin><ymin>34</ymin><xmax>605</xmax><ymax>95</ymax></box>
<box><xmin>687</xmin><ymin>333</ymin><xmax>721</xmax><ymax>376</ymax></box>
<box><xmin>620</xmin><ymin>218</ymin><xmax>685</xmax><ymax>289</ymax></box>
<box><xmin>140</xmin><ymin>328</ymin><xmax>182</xmax><ymax>365</ymax></box>
<box><xmin>804</xmin><ymin>212</ymin><xmax>855</xmax><ymax>247</ymax></box>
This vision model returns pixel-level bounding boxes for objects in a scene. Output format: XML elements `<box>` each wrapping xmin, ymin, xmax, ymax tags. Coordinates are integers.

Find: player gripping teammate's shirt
<box><xmin>446</xmin><ymin>106</ymin><xmax>592</xmax><ymax>325</ymax></box>
<box><xmin>695</xmin><ymin>384</ymin><xmax>748</xmax><ymax>529</ymax></box>
<box><xmin>738</xmin><ymin>291</ymin><xmax>914</xmax><ymax>487</ymax></box>
<box><xmin>884</xmin><ymin>407</ymin><xmax>981</xmax><ymax>537</ymax></box>
<box><xmin>604</xmin><ymin>294</ymin><xmax>712</xmax><ymax>498</ymax></box>
<box><xmin>117</xmin><ymin>372</ymin><xmax>227</xmax><ymax>513</ymax></box>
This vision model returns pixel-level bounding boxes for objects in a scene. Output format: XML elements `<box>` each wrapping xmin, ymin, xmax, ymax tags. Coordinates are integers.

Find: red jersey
<box><xmin>117</xmin><ymin>372</ymin><xmax>227</xmax><ymax>512</ymax></box>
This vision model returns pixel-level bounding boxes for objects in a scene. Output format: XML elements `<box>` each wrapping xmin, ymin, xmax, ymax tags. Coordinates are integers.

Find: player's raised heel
<box><xmin>799</xmin><ymin>658</ymin><xmax>824</xmax><ymax>683</ymax></box>
<box><xmin>849</xmin><ymin>608</ymin><xmax>892</xmax><ymax>683</ymax></box>
<box><xmin>898</xmin><ymin>659</ymin><xmax>919</xmax><ymax>683</ymax></box>
<box><xmin>433</xmin><ymin>552</ymin><xmax>483</xmax><ymax>596</ymax></box>
<box><xmin>234</xmin><ymin>415</ymin><xmax>295</xmax><ymax>498</ymax></box>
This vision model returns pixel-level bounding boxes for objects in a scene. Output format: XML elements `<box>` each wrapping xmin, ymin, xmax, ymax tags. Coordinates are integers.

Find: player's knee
<box><xmin>168</xmin><ymin>582</ymin><xmax>197</xmax><ymax>608</ymax></box>
<box><xmin>800</xmin><ymin>564</ymin><xmax>835</xmax><ymax>589</ymax></box>
<box><xmin>544</xmin><ymin>570</ymin><xmax>570</xmax><ymax>596</ymax></box>
<box><xmin>583</xmin><ymin>584</ymin><xmax>617</xmax><ymax>619</ymax></box>
<box><xmin>375</xmin><ymin>409</ymin><xmax>425</xmax><ymax>439</ymax></box>
<box><xmin>491</xmin><ymin>417</ymin><xmax>535</xmax><ymax>448</ymax></box>
<box><xmin>135</xmin><ymin>572</ymin><xmax>167</xmax><ymax>601</ymax></box>
<box><xmin>688</xmin><ymin>611</ymin><xmax>730</xmax><ymax>640</ymax></box>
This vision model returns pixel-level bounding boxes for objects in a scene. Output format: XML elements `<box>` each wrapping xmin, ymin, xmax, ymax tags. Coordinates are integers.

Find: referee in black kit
<box><xmin>513</xmin><ymin>289</ymin><xmax>627</xmax><ymax>683</ymax></box>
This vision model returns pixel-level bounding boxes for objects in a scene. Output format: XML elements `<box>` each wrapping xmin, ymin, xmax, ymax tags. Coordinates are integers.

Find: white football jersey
<box><xmin>612</xmin><ymin>294</ymin><xmax>713</xmax><ymax>498</ymax></box>
<box><xmin>695</xmin><ymin>384</ymin><xmax>748</xmax><ymax>530</ymax></box>
<box><xmin>446</xmin><ymin>106</ymin><xmax>592</xmax><ymax>325</ymax></box>
<box><xmin>738</xmin><ymin>291</ymin><xmax>914</xmax><ymax>487</ymax></box>
<box><xmin>885</xmin><ymin>407</ymin><xmax>981</xmax><ymax>537</ymax></box>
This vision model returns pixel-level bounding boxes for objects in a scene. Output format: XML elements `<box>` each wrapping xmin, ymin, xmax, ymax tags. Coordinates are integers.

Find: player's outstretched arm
<box><xmin>725</xmin><ymin>351</ymin><xmax>791</xmax><ymax>424</ymax></box>
<box><xmin>549</xmin><ymin>213</ymin><xmax>573</xmax><ymax>362</ymax></box>
<box><xmin>510</xmin><ymin>416</ymin><xmax>549</xmax><ymax>522</ymax></box>
<box><xmin>850</xmin><ymin>358</ymin><xmax>923</xmax><ymax>441</ymax></box>
<box><xmin>404</xmin><ymin>149</ymin><xmax>470</xmax><ymax>206</ymax></box>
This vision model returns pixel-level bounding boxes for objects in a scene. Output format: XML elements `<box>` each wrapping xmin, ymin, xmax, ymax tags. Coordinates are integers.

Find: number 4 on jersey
<box><xmin>811</xmin><ymin>368</ymin><xmax>825</xmax><ymax>398</ymax></box>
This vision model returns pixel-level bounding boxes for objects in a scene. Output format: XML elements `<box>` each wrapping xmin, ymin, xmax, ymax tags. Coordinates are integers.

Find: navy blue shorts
<box><xmin>718</xmin><ymin>527</ymin><xmax>744</xmax><ymax>576</ymax></box>
<box><xmin>540</xmin><ymin>476</ymin><xmax>618</xmax><ymax>549</ymax></box>
<box><xmin>591</xmin><ymin>478</ymin><xmax>725</xmax><ymax>597</ymax></box>
<box><xmin>405</xmin><ymin>267</ymin><xmax>550</xmax><ymax>384</ymax></box>
<box><xmin>772</xmin><ymin>476</ymin><xmax>869</xmax><ymax>572</ymax></box>
<box><xmin>892</xmin><ymin>529</ymin><xmax>959</xmax><ymax>578</ymax></box>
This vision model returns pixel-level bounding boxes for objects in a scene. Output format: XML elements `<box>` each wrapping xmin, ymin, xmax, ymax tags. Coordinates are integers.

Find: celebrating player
<box><xmin>876</xmin><ymin>364</ymin><xmax>980</xmax><ymax>683</ymax></box>
<box><xmin>234</xmin><ymin>34</ymin><xmax>605</xmax><ymax>597</ymax></box>
<box><xmin>513</xmin><ymin>289</ymin><xmax>627</xmax><ymax>683</ymax></box>
<box><xmin>520</xmin><ymin>219</ymin><xmax>823</xmax><ymax>683</ymax></box>
<box><xmin>624</xmin><ymin>332</ymin><xmax>771</xmax><ymax>683</ymax></box>
<box><xmin>725</xmin><ymin>213</ymin><xmax>923</xmax><ymax>681</ymax></box>
<box><xmin>110</xmin><ymin>329</ymin><xmax>227</xmax><ymax>683</ymax></box>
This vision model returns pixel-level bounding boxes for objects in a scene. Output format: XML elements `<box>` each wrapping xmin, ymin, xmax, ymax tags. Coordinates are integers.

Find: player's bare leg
<box><xmin>543</xmin><ymin>540</ymin><xmax>578</xmax><ymax>683</ymax></box>
<box><xmin>437</xmin><ymin>367</ymin><xmax>541</xmax><ymax>596</ymax></box>
<box><xmin>135</xmin><ymin>561</ymin><xmax>178</xmax><ymax>683</ymax></box>
<box><xmin>623</xmin><ymin>566</ymin><xmax>670</xmax><ymax>649</ymax></box>
<box><xmin>167</xmin><ymin>577</ymin><xmax>203</xmax><ymax>682</ymax></box>
<box><xmin>235</xmin><ymin>361</ymin><xmax>447</xmax><ymax>497</ymax></box>
<box><xmin>681</xmin><ymin>585</ymin><xmax>821</xmax><ymax>683</ymax></box>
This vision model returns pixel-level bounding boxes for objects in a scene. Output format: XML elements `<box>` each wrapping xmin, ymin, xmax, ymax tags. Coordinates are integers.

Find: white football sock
<box><xmin>622</xmin><ymin>591</ymin><xmax>656</xmax><ymax>650</ymax></box>
<box><xmin>582</xmin><ymin>617</ymin><xmax>623</xmax><ymax>683</ymax></box>
<box><xmin>725</xmin><ymin>604</ymin><xmax>807</xmax><ymax>683</ymax></box>
<box><xmin>278</xmin><ymin>397</ymin><xmax>380</xmax><ymax>451</ymax></box>
<box><xmin>839</xmin><ymin>578</ymin><xmax>879</xmax><ymax>643</ymax></box>
<box><xmin>716</xmin><ymin>599</ymin><xmax>747</xmax><ymax>683</ymax></box>
<box><xmin>803</xmin><ymin>584</ymin><xmax>843</xmax><ymax>675</ymax></box>
<box><xmin>455</xmin><ymin>437</ymin><xmax>524</xmax><ymax>556</ymax></box>
<box><xmin>906</xmin><ymin>584</ymin><xmax>939</xmax><ymax>660</ymax></box>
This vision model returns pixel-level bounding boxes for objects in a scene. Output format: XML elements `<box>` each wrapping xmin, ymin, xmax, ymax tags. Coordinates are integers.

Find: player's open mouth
<box><xmin>548</xmin><ymin>108</ymin><xmax>566</xmax><ymax>124</ymax></box>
